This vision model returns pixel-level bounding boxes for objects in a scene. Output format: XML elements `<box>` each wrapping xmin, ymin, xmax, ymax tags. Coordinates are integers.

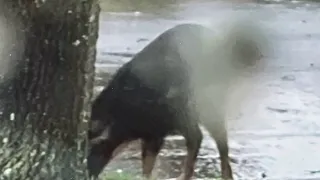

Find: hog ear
<box><xmin>89</xmin><ymin>126</ymin><xmax>110</xmax><ymax>145</ymax></box>
<box><xmin>219</xmin><ymin>18</ymin><xmax>270</xmax><ymax>69</ymax></box>
<box><xmin>231</xmin><ymin>37</ymin><xmax>263</xmax><ymax>68</ymax></box>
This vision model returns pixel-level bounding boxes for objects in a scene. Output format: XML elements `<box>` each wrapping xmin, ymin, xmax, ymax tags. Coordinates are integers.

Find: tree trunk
<box><xmin>0</xmin><ymin>0</ymin><xmax>100</xmax><ymax>179</ymax></box>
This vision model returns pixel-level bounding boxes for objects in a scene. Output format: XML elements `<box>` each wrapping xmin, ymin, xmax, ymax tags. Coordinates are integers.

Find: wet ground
<box><xmin>94</xmin><ymin>0</ymin><xmax>320</xmax><ymax>179</ymax></box>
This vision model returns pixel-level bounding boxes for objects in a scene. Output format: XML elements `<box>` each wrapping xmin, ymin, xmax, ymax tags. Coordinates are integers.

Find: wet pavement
<box><xmin>94</xmin><ymin>0</ymin><xmax>320</xmax><ymax>179</ymax></box>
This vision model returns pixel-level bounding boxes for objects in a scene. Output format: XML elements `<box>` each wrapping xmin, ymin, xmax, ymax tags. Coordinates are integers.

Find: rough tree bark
<box><xmin>0</xmin><ymin>0</ymin><xmax>100</xmax><ymax>179</ymax></box>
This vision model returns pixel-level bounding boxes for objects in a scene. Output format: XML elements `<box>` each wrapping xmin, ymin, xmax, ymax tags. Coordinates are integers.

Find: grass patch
<box><xmin>103</xmin><ymin>171</ymin><xmax>138</xmax><ymax>180</ymax></box>
<box><xmin>99</xmin><ymin>0</ymin><xmax>179</xmax><ymax>13</ymax></box>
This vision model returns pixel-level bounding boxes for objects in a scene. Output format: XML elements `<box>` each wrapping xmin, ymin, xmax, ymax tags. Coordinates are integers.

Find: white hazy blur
<box><xmin>181</xmin><ymin>14</ymin><xmax>273</xmax><ymax>128</ymax></box>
